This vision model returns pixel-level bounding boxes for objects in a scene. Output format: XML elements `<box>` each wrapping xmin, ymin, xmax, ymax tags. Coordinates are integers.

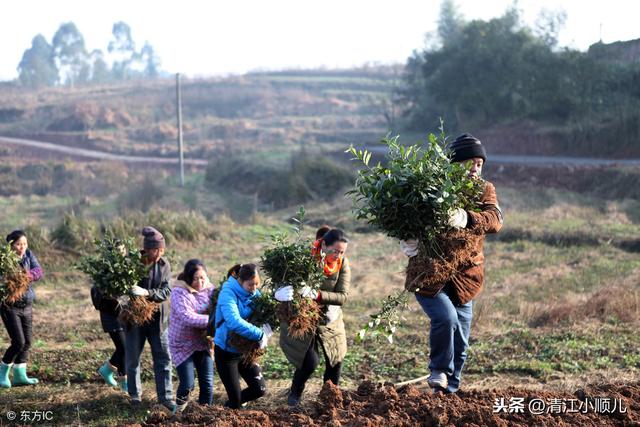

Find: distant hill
<box><xmin>588</xmin><ymin>38</ymin><xmax>640</xmax><ymax>65</ymax></box>
<box><xmin>0</xmin><ymin>66</ymin><xmax>401</xmax><ymax>160</ymax></box>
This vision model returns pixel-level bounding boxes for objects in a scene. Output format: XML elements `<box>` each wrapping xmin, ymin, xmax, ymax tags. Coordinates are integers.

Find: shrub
<box><xmin>205</xmin><ymin>152</ymin><xmax>354</xmax><ymax>210</ymax></box>
<box><xmin>346</xmin><ymin>131</ymin><xmax>483</xmax><ymax>242</ymax></box>
<box><xmin>260</xmin><ymin>208</ymin><xmax>324</xmax><ymax>339</ymax></box>
<box><xmin>51</xmin><ymin>212</ymin><xmax>99</xmax><ymax>252</ymax></box>
<box><xmin>76</xmin><ymin>236</ymin><xmax>145</xmax><ymax>298</ymax></box>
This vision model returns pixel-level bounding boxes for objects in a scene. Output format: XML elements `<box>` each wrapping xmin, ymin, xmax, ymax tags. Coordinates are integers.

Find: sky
<box><xmin>1</xmin><ymin>0</ymin><xmax>638</xmax><ymax>81</ymax></box>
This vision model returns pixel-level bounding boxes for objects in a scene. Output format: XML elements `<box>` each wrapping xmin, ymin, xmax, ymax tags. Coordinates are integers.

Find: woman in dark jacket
<box><xmin>0</xmin><ymin>230</ymin><xmax>43</xmax><ymax>388</ymax></box>
<box><xmin>91</xmin><ymin>241</ymin><xmax>127</xmax><ymax>391</ymax></box>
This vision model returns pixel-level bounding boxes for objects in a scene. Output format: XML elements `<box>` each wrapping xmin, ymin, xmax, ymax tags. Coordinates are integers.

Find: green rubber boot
<box><xmin>98</xmin><ymin>362</ymin><xmax>118</xmax><ymax>387</ymax></box>
<box><xmin>117</xmin><ymin>374</ymin><xmax>128</xmax><ymax>392</ymax></box>
<box><xmin>0</xmin><ymin>362</ymin><xmax>12</xmax><ymax>388</ymax></box>
<box><xmin>12</xmin><ymin>363</ymin><xmax>38</xmax><ymax>386</ymax></box>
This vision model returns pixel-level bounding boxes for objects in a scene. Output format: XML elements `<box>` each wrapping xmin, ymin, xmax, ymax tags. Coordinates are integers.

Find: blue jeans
<box><xmin>415</xmin><ymin>288</ymin><xmax>473</xmax><ymax>393</ymax></box>
<box><xmin>125</xmin><ymin>323</ymin><xmax>174</xmax><ymax>403</ymax></box>
<box><xmin>176</xmin><ymin>350</ymin><xmax>214</xmax><ymax>405</ymax></box>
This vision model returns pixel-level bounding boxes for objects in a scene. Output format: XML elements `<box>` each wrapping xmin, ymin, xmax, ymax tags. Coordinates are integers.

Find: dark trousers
<box><xmin>108</xmin><ymin>330</ymin><xmax>126</xmax><ymax>375</ymax></box>
<box><xmin>214</xmin><ymin>345</ymin><xmax>266</xmax><ymax>409</ymax></box>
<box><xmin>291</xmin><ymin>337</ymin><xmax>342</xmax><ymax>395</ymax></box>
<box><xmin>1</xmin><ymin>304</ymin><xmax>33</xmax><ymax>364</ymax></box>
<box><xmin>176</xmin><ymin>350</ymin><xmax>214</xmax><ymax>405</ymax></box>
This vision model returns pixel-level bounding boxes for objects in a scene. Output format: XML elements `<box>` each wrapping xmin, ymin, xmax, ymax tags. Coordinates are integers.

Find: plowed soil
<box><xmin>135</xmin><ymin>380</ymin><xmax>639</xmax><ymax>426</ymax></box>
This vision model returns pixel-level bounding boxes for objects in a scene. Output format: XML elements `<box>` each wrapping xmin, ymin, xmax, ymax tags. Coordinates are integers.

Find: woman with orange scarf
<box><xmin>276</xmin><ymin>227</ymin><xmax>351</xmax><ymax>407</ymax></box>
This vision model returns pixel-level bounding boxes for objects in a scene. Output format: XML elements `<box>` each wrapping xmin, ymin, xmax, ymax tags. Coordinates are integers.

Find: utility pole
<box><xmin>176</xmin><ymin>73</ymin><xmax>185</xmax><ymax>187</ymax></box>
<box><xmin>599</xmin><ymin>22</ymin><xmax>603</xmax><ymax>43</ymax></box>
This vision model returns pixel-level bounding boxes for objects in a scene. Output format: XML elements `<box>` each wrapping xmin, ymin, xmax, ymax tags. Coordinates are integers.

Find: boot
<box><xmin>117</xmin><ymin>374</ymin><xmax>128</xmax><ymax>393</ymax></box>
<box><xmin>0</xmin><ymin>362</ymin><xmax>12</xmax><ymax>388</ymax></box>
<box><xmin>160</xmin><ymin>400</ymin><xmax>177</xmax><ymax>414</ymax></box>
<box><xmin>287</xmin><ymin>384</ymin><xmax>304</xmax><ymax>407</ymax></box>
<box><xmin>98</xmin><ymin>361</ymin><xmax>118</xmax><ymax>387</ymax></box>
<box><xmin>175</xmin><ymin>396</ymin><xmax>189</xmax><ymax>414</ymax></box>
<box><xmin>12</xmin><ymin>363</ymin><xmax>38</xmax><ymax>385</ymax></box>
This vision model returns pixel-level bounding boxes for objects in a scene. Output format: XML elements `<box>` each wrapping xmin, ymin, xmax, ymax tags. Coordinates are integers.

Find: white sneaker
<box><xmin>427</xmin><ymin>371</ymin><xmax>448</xmax><ymax>390</ymax></box>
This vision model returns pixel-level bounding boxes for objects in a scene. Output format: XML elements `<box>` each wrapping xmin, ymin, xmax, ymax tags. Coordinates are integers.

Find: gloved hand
<box><xmin>399</xmin><ymin>239</ymin><xmax>419</xmax><ymax>257</ymax></box>
<box><xmin>298</xmin><ymin>286</ymin><xmax>318</xmax><ymax>300</ymax></box>
<box><xmin>131</xmin><ymin>285</ymin><xmax>150</xmax><ymax>297</ymax></box>
<box><xmin>448</xmin><ymin>208</ymin><xmax>468</xmax><ymax>229</ymax></box>
<box><xmin>325</xmin><ymin>305</ymin><xmax>341</xmax><ymax>323</ymax></box>
<box><xmin>274</xmin><ymin>286</ymin><xmax>294</xmax><ymax>302</ymax></box>
<box><xmin>259</xmin><ymin>324</ymin><xmax>273</xmax><ymax>349</ymax></box>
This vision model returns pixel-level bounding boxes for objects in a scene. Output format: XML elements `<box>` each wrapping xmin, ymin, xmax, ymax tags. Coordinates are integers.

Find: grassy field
<box><xmin>0</xmin><ymin>179</ymin><xmax>638</xmax><ymax>425</ymax></box>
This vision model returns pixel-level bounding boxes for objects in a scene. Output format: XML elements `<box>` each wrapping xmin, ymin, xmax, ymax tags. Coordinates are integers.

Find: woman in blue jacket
<box><xmin>0</xmin><ymin>230</ymin><xmax>43</xmax><ymax>388</ymax></box>
<box><xmin>214</xmin><ymin>263</ymin><xmax>272</xmax><ymax>409</ymax></box>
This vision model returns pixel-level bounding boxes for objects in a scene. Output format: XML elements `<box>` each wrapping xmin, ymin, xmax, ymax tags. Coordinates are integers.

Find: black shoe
<box><xmin>131</xmin><ymin>398</ymin><xmax>142</xmax><ymax>407</ymax></box>
<box><xmin>223</xmin><ymin>400</ymin><xmax>247</xmax><ymax>409</ymax></box>
<box><xmin>287</xmin><ymin>391</ymin><xmax>301</xmax><ymax>407</ymax></box>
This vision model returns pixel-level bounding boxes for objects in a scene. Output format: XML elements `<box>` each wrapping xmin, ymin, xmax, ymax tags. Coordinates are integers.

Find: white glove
<box><xmin>399</xmin><ymin>239</ymin><xmax>419</xmax><ymax>257</ymax></box>
<box><xmin>448</xmin><ymin>208</ymin><xmax>468</xmax><ymax>229</ymax></box>
<box><xmin>131</xmin><ymin>285</ymin><xmax>150</xmax><ymax>297</ymax></box>
<box><xmin>259</xmin><ymin>324</ymin><xmax>273</xmax><ymax>349</ymax></box>
<box><xmin>298</xmin><ymin>286</ymin><xmax>318</xmax><ymax>300</ymax></box>
<box><xmin>274</xmin><ymin>286</ymin><xmax>294</xmax><ymax>302</ymax></box>
<box><xmin>325</xmin><ymin>305</ymin><xmax>341</xmax><ymax>323</ymax></box>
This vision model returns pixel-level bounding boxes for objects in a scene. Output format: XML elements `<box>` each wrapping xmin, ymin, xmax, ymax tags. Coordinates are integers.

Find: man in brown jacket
<box><xmin>401</xmin><ymin>134</ymin><xmax>503</xmax><ymax>393</ymax></box>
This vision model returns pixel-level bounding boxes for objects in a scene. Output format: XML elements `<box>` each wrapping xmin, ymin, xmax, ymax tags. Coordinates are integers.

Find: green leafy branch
<box><xmin>356</xmin><ymin>290</ymin><xmax>410</xmax><ymax>344</ymax></box>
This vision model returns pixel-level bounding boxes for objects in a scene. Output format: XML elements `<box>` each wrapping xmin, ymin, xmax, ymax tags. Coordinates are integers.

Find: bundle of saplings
<box><xmin>347</xmin><ymin>130</ymin><xmax>484</xmax><ymax>294</ymax></box>
<box><xmin>77</xmin><ymin>236</ymin><xmax>154</xmax><ymax>325</ymax></box>
<box><xmin>228</xmin><ymin>292</ymin><xmax>279</xmax><ymax>364</ymax></box>
<box><xmin>0</xmin><ymin>242</ymin><xmax>30</xmax><ymax>305</ymax></box>
<box><xmin>261</xmin><ymin>209</ymin><xmax>325</xmax><ymax>339</ymax></box>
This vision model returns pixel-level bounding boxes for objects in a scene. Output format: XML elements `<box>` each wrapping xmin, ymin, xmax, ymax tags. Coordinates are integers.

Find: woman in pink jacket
<box><xmin>169</xmin><ymin>259</ymin><xmax>214</xmax><ymax>413</ymax></box>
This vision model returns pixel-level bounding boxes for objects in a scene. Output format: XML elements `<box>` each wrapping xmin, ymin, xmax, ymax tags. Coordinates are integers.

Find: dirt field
<box><xmin>133</xmin><ymin>380</ymin><xmax>639</xmax><ymax>426</ymax></box>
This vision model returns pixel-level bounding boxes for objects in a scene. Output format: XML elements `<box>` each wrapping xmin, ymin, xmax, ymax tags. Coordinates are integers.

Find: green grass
<box><xmin>467</xmin><ymin>326</ymin><xmax>640</xmax><ymax>378</ymax></box>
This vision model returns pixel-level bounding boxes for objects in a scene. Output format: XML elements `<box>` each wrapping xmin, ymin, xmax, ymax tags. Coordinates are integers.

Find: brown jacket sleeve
<box><xmin>466</xmin><ymin>181</ymin><xmax>503</xmax><ymax>234</ymax></box>
<box><xmin>318</xmin><ymin>257</ymin><xmax>351</xmax><ymax>306</ymax></box>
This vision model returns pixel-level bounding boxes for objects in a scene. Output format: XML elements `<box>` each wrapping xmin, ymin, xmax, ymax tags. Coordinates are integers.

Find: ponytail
<box><xmin>315</xmin><ymin>225</ymin><xmax>331</xmax><ymax>241</ymax></box>
<box><xmin>228</xmin><ymin>263</ymin><xmax>259</xmax><ymax>282</ymax></box>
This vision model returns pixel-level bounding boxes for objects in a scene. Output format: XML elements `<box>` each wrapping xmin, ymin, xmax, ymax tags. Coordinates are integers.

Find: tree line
<box><xmin>400</xmin><ymin>1</ymin><xmax>640</xmax><ymax>154</ymax></box>
<box><xmin>17</xmin><ymin>21</ymin><xmax>161</xmax><ymax>88</ymax></box>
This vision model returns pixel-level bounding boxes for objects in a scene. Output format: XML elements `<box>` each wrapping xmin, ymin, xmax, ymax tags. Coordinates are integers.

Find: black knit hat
<box><xmin>142</xmin><ymin>226</ymin><xmax>165</xmax><ymax>249</ymax></box>
<box><xmin>448</xmin><ymin>133</ymin><xmax>487</xmax><ymax>163</ymax></box>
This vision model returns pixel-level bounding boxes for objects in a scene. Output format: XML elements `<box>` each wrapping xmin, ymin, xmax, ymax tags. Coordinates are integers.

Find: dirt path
<box><xmin>4</xmin><ymin>135</ymin><xmax>640</xmax><ymax>168</ymax></box>
<box><xmin>0</xmin><ymin>135</ymin><xmax>207</xmax><ymax>166</ymax></box>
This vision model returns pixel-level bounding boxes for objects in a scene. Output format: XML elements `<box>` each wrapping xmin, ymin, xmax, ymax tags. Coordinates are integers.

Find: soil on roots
<box><xmin>405</xmin><ymin>228</ymin><xmax>482</xmax><ymax>294</ymax></box>
<box><xmin>277</xmin><ymin>297</ymin><xmax>322</xmax><ymax>339</ymax></box>
<box><xmin>119</xmin><ymin>296</ymin><xmax>159</xmax><ymax>326</ymax></box>
<box><xmin>228</xmin><ymin>332</ymin><xmax>266</xmax><ymax>365</ymax></box>
<box><xmin>139</xmin><ymin>380</ymin><xmax>640</xmax><ymax>426</ymax></box>
<box><xmin>1</xmin><ymin>269</ymin><xmax>30</xmax><ymax>304</ymax></box>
